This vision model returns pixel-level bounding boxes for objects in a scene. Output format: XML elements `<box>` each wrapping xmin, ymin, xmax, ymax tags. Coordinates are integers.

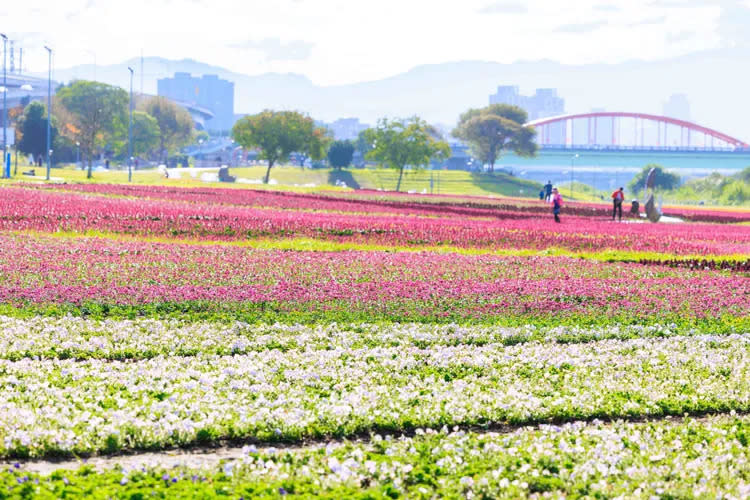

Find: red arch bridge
<box><xmin>527</xmin><ymin>112</ymin><xmax>749</xmax><ymax>152</ymax></box>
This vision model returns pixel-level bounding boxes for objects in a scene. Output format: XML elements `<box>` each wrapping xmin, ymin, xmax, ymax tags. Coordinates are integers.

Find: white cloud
<box><xmin>3</xmin><ymin>0</ymin><xmax>727</xmax><ymax>85</ymax></box>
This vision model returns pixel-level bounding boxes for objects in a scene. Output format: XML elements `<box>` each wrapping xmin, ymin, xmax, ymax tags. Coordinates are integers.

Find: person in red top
<box><xmin>611</xmin><ymin>187</ymin><xmax>625</xmax><ymax>221</ymax></box>
<box><xmin>550</xmin><ymin>187</ymin><xmax>563</xmax><ymax>223</ymax></box>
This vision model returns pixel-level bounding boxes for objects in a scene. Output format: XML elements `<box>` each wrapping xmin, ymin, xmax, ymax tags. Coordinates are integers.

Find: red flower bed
<box><xmin>0</xmin><ymin>233</ymin><xmax>745</xmax><ymax>321</ymax></box>
<box><xmin>2</xmin><ymin>186</ymin><xmax>750</xmax><ymax>256</ymax></box>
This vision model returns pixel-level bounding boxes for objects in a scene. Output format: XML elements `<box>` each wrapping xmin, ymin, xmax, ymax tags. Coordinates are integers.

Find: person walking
<box><xmin>630</xmin><ymin>198</ymin><xmax>640</xmax><ymax>216</ymax></box>
<box><xmin>611</xmin><ymin>187</ymin><xmax>625</xmax><ymax>221</ymax></box>
<box><xmin>550</xmin><ymin>187</ymin><xmax>563</xmax><ymax>223</ymax></box>
<box><xmin>544</xmin><ymin>180</ymin><xmax>553</xmax><ymax>201</ymax></box>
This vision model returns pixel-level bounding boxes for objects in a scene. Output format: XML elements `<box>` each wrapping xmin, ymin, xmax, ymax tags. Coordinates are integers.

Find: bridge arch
<box><xmin>527</xmin><ymin>112</ymin><xmax>748</xmax><ymax>150</ymax></box>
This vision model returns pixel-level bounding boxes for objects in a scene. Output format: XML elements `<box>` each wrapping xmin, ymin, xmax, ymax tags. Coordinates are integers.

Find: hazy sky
<box><xmin>3</xmin><ymin>0</ymin><xmax>750</xmax><ymax>85</ymax></box>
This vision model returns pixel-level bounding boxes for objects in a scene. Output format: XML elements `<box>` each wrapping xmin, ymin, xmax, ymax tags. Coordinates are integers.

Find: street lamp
<box><xmin>44</xmin><ymin>45</ymin><xmax>52</xmax><ymax>181</ymax></box>
<box><xmin>570</xmin><ymin>153</ymin><xmax>579</xmax><ymax>200</ymax></box>
<box><xmin>1</xmin><ymin>33</ymin><xmax>7</xmax><ymax>178</ymax></box>
<box><xmin>127</xmin><ymin>66</ymin><xmax>133</xmax><ymax>182</ymax></box>
<box><xmin>75</xmin><ymin>141</ymin><xmax>80</xmax><ymax>167</ymax></box>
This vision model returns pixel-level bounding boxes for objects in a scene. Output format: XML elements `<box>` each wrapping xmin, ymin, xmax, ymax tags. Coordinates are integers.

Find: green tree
<box><xmin>295</xmin><ymin>125</ymin><xmax>332</xmax><ymax>167</ymax></box>
<box><xmin>130</xmin><ymin>111</ymin><xmax>161</xmax><ymax>158</ymax></box>
<box><xmin>16</xmin><ymin>101</ymin><xmax>58</xmax><ymax>162</ymax></box>
<box><xmin>719</xmin><ymin>180</ymin><xmax>750</xmax><ymax>205</ymax></box>
<box><xmin>736</xmin><ymin>166</ymin><xmax>750</xmax><ymax>183</ymax></box>
<box><xmin>362</xmin><ymin>117</ymin><xmax>451</xmax><ymax>192</ymax></box>
<box><xmin>628</xmin><ymin>164</ymin><xmax>682</xmax><ymax>192</ymax></box>
<box><xmin>232</xmin><ymin>110</ymin><xmax>326</xmax><ymax>184</ymax></box>
<box><xmin>327</xmin><ymin>140</ymin><xmax>355</xmax><ymax>169</ymax></box>
<box><xmin>452</xmin><ymin>104</ymin><xmax>537</xmax><ymax>172</ymax></box>
<box><xmin>355</xmin><ymin>130</ymin><xmax>373</xmax><ymax>157</ymax></box>
<box><xmin>55</xmin><ymin>80</ymin><xmax>128</xmax><ymax>178</ymax></box>
<box><xmin>139</xmin><ymin>96</ymin><xmax>194</xmax><ymax>163</ymax></box>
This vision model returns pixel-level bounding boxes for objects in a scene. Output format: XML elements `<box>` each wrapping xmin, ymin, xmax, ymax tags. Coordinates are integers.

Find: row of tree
<box><xmin>13</xmin><ymin>80</ymin><xmax>538</xmax><ymax>189</ymax></box>
<box><xmin>232</xmin><ymin>104</ymin><xmax>538</xmax><ymax>190</ymax></box>
<box><xmin>14</xmin><ymin>80</ymin><xmax>195</xmax><ymax>178</ymax></box>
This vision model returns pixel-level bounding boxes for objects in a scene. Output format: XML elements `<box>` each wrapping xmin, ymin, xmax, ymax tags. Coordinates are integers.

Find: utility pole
<box><xmin>140</xmin><ymin>50</ymin><xmax>144</xmax><ymax>95</ymax></box>
<box><xmin>128</xmin><ymin>66</ymin><xmax>134</xmax><ymax>182</ymax></box>
<box><xmin>570</xmin><ymin>154</ymin><xmax>579</xmax><ymax>200</ymax></box>
<box><xmin>1</xmin><ymin>34</ymin><xmax>7</xmax><ymax>178</ymax></box>
<box><xmin>44</xmin><ymin>45</ymin><xmax>52</xmax><ymax>181</ymax></box>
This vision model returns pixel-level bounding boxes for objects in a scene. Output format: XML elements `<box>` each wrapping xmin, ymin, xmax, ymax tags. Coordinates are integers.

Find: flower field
<box><xmin>0</xmin><ymin>182</ymin><xmax>748</xmax><ymax>498</ymax></box>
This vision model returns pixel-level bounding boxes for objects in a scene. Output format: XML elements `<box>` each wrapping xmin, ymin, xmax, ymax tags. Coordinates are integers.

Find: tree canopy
<box><xmin>628</xmin><ymin>164</ymin><xmax>682</xmax><ymax>192</ymax></box>
<box><xmin>452</xmin><ymin>104</ymin><xmax>537</xmax><ymax>172</ymax></box>
<box><xmin>130</xmin><ymin>111</ymin><xmax>161</xmax><ymax>158</ymax></box>
<box><xmin>362</xmin><ymin>117</ymin><xmax>451</xmax><ymax>192</ymax></box>
<box><xmin>327</xmin><ymin>140</ymin><xmax>355</xmax><ymax>169</ymax></box>
<box><xmin>295</xmin><ymin>125</ymin><xmax>332</xmax><ymax>167</ymax></box>
<box><xmin>232</xmin><ymin>110</ymin><xmax>328</xmax><ymax>184</ymax></box>
<box><xmin>16</xmin><ymin>101</ymin><xmax>58</xmax><ymax>161</ymax></box>
<box><xmin>138</xmin><ymin>96</ymin><xmax>194</xmax><ymax>163</ymax></box>
<box><xmin>55</xmin><ymin>80</ymin><xmax>128</xmax><ymax>178</ymax></box>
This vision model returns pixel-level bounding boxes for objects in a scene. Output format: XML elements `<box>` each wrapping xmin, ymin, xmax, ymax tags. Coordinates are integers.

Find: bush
<box><xmin>719</xmin><ymin>180</ymin><xmax>750</xmax><ymax>205</ymax></box>
<box><xmin>628</xmin><ymin>164</ymin><xmax>681</xmax><ymax>192</ymax></box>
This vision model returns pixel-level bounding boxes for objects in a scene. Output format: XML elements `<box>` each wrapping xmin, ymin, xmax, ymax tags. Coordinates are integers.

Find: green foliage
<box><xmin>232</xmin><ymin>110</ymin><xmax>329</xmax><ymax>184</ymax></box>
<box><xmin>16</xmin><ymin>101</ymin><xmax>58</xmax><ymax>160</ymax></box>
<box><xmin>718</xmin><ymin>179</ymin><xmax>750</xmax><ymax>205</ymax></box>
<box><xmin>139</xmin><ymin>96</ymin><xmax>194</xmax><ymax>163</ymax></box>
<box><xmin>735</xmin><ymin>166</ymin><xmax>750</xmax><ymax>183</ymax></box>
<box><xmin>130</xmin><ymin>111</ymin><xmax>161</xmax><ymax>158</ymax></box>
<box><xmin>328</xmin><ymin>140</ymin><xmax>355</xmax><ymax>169</ymax></box>
<box><xmin>627</xmin><ymin>164</ymin><xmax>681</xmax><ymax>192</ymax></box>
<box><xmin>55</xmin><ymin>81</ymin><xmax>129</xmax><ymax>178</ymax></box>
<box><xmin>452</xmin><ymin>104</ymin><xmax>537</xmax><ymax>172</ymax></box>
<box><xmin>362</xmin><ymin>117</ymin><xmax>451</xmax><ymax>191</ymax></box>
<box><xmin>3</xmin><ymin>295</ymin><xmax>743</xmax><ymax>334</ymax></box>
<box><xmin>296</xmin><ymin>125</ymin><xmax>333</xmax><ymax>167</ymax></box>
<box><xmin>355</xmin><ymin>129</ymin><xmax>374</xmax><ymax>157</ymax></box>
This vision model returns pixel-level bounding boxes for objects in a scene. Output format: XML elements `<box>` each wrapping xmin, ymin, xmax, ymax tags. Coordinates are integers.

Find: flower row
<box><xmin>1</xmin><ymin>234</ymin><xmax>747</xmax><ymax>325</ymax></box>
<box><xmin>33</xmin><ymin>183</ymin><xmax>750</xmax><ymax>223</ymax></box>
<box><xmin>0</xmin><ymin>316</ymin><xmax>689</xmax><ymax>361</ymax></box>
<box><xmin>1</xmin><ymin>333</ymin><xmax>749</xmax><ymax>457</ymax></box>
<box><xmin>6</xmin><ymin>416</ymin><xmax>749</xmax><ymax>498</ymax></box>
<box><xmin>2</xmin><ymin>186</ymin><xmax>749</xmax><ymax>254</ymax></box>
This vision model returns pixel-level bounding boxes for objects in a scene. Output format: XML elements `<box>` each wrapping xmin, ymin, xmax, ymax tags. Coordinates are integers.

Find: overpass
<box><xmin>527</xmin><ymin>112</ymin><xmax>749</xmax><ymax>152</ymax></box>
<box><xmin>0</xmin><ymin>74</ymin><xmax>56</xmax><ymax>111</ymax></box>
<box><xmin>169</xmin><ymin>100</ymin><xmax>214</xmax><ymax>131</ymax></box>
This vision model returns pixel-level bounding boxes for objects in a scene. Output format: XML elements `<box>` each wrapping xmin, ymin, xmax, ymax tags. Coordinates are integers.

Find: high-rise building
<box><xmin>663</xmin><ymin>94</ymin><xmax>690</xmax><ymax>122</ymax></box>
<box><xmin>157</xmin><ymin>73</ymin><xmax>235</xmax><ymax>132</ymax></box>
<box><xmin>489</xmin><ymin>86</ymin><xmax>565</xmax><ymax>121</ymax></box>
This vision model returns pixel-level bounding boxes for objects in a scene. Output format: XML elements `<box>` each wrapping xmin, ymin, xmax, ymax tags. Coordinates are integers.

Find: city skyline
<box><xmin>3</xmin><ymin>0</ymin><xmax>750</xmax><ymax>86</ymax></box>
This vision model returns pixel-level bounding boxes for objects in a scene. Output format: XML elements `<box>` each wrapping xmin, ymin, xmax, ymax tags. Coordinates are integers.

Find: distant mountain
<box><xmin>37</xmin><ymin>51</ymin><xmax>750</xmax><ymax>141</ymax></box>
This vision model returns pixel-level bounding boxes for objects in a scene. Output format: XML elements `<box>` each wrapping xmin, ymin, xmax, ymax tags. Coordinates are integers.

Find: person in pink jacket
<box><xmin>550</xmin><ymin>187</ymin><xmax>563</xmax><ymax>223</ymax></box>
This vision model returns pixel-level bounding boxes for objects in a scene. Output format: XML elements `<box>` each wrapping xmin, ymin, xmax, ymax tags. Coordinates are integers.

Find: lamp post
<box><xmin>592</xmin><ymin>164</ymin><xmax>597</xmax><ymax>196</ymax></box>
<box><xmin>127</xmin><ymin>66</ymin><xmax>133</xmax><ymax>182</ymax></box>
<box><xmin>75</xmin><ymin>141</ymin><xmax>80</xmax><ymax>168</ymax></box>
<box><xmin>570</xmin><ymin>153</ymin><xmax>579</xmax><ymax>200</ymax></box>
<box><xmin>1</xmin><ymin>33</ymin><xmax>7</xmax><ymax>178</ymax></box>
<box><xmin>44</xmin><ymin>45</ymin><xmax>52</xmax><ymax>181</ymax></box>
